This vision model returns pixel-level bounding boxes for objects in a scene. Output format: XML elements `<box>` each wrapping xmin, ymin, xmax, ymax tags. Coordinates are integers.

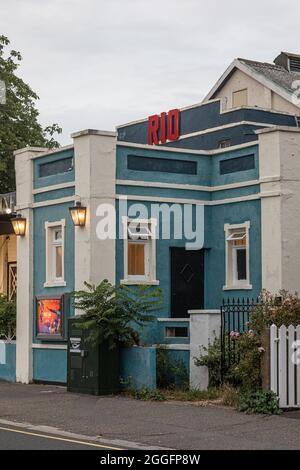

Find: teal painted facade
<box><xmin>0</xmin><ymin>343</ymin><xmax>16</xmax><ymax>382</ymax></box>
<box><xmin>32</xmin><ymin>149</ymin><xmax>75</xmax><ymax>383</ymax></box>
<box><xmin>9</xmin><ymin>140</ymin><xmax>262</xmax><ymax>386</ymax></box>
<box><xmin>115</xmin><ymin>144</ymin><xmax>262</xmax><ymax>342</ymax></box>
<box><xmin>33</xmin><ymin>148</ymin><xmax>74</xmax><ymax>190</ymax></box>
<box><xmin>114</xmin><ymin>142</ymin><xmax>262</xmax><ymax>381</ymax></box>
<box><xmin>7</xmin><ymin>99</ymin><xmax>286</xmax><ymax>388</ymax></box>
<box><xmin>33</xmin><ymin>348</ymin><xmax>67</xmax><ymax>383</ymax></box>
<box><xmin>120</xmin><ymin>346</ymin><xmax>157</xmax><ymax>391</ymax></box>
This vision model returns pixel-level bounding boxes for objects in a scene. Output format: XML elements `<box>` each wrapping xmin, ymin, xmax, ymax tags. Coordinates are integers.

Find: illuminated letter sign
<box><xmin>148</xmin><ymin>109</ymin><xmax>180</xmax><ymax>145</ymax></box>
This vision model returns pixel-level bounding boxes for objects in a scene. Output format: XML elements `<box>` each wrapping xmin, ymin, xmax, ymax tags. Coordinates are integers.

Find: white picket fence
<box><xmin>270</xmin><ymin>324</ymin><xmax>300</xmax><ymax>408</ymax></box>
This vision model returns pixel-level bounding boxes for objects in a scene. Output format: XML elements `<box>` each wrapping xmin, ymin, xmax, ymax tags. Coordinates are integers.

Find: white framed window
<box><xmin>224</xmin><ymin>222</ymin><xmax>252</xmax><ymax>290</ymax></box>
<box><xmin>121</xmin><ymin>217</ymin><xmax>159</xmax><ymax>286</ymax></box>
<box><xmin>44</xmin><ymin>220</ymin><xmax>66</xmax><ymax>288</ymax></box>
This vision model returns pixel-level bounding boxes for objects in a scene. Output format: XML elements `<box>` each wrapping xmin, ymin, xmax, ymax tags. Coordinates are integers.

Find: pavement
<box><xmin>0</xmin><ymin>381</ymin><xmax>300</xmax><ymax>450</ymax></box>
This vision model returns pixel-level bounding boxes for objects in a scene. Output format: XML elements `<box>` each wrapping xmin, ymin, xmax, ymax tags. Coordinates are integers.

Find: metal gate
<box><xmin>221</xmin><ymin>298</ymin><xmax>258</xmax><ymax>383</ymax></box>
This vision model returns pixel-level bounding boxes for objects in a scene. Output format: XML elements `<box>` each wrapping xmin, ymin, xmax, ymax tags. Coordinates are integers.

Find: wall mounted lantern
<box><xmin>69</xmin><ymin>202</ymin><xmax>87</xmax><ymax>227</ymax></box>
<box><xmin>11</xmin><ymin>214</ymin><xmax>27</xmax><ymax>236</ymax></box>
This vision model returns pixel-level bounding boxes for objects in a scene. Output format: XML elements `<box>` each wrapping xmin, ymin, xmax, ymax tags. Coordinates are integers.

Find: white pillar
<box><xmin>257</xmin><ymin>129</ymin><xmax>282</xmax><ymax>294</ymax></box>
<box><xmin>257</xmin><ymin>127</ymin><xmax>300</xmax><ymax>294</ymax></box>
<box><xmin>72</xmin><ymin>130</ymin><xmax>117</xmax><ymax>300</ymax></box>
<box><xmin>189</xmin><ymin>310</ymin><xmax>221</xmax><ymax>390</ymax></box>
<box><xmin>14</xmin><ymin>147</ymin><xmax>48</xmax><ymax>383</ymax></box>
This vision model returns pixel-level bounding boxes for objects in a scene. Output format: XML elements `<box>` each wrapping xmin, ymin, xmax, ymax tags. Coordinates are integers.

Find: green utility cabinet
<box><xmin>67</xmin><ymin>317</ymin><xmax>119</xmax><ymax>395</ymax></box>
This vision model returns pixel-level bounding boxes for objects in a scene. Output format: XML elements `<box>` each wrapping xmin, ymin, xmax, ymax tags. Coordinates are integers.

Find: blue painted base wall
<box><xmin>120</xmin><ymin>346</ymin><xmax>157</xmax><ymax>391</ymax></box>
<box><xmin>0</xmin><ymin>344</ymin><xmax>186</xmax><ymax>391</ymax></box>
<box><xmin>33</xmin><ymin>349</ymin><xmax>67</xmax><ymax>383</ymax></box>
<box><xmin>32</xmin><ymin>346</ymin><xmax>157</xmax><ymax>392</ymax></box>
<box><xmin>0</xmin><ymin>342</ymin><xmax>16</xmax><ymax>382</ymax></box>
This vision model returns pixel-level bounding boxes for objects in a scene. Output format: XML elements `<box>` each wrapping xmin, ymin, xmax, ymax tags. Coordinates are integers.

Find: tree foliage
<box><xmin>0</xmin><ymin>35</ymin><xmax>62</xmax><ymax>192</ymax></box>
<box><xmin>0</xmin><ymin>294</ymin><xmax>16</xmax><ymax>341</ymax></box>
<box><xmin>73</xmin><ymin>280</ymin><xmax>162</xmax><ymax>349</ymax></box>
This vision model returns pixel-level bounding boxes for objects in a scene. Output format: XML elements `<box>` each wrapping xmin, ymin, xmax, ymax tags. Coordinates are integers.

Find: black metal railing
<box><xmin>220</xmin><ymin>297</ymin><xmax>259</xmax><ymax>383</ymax></box>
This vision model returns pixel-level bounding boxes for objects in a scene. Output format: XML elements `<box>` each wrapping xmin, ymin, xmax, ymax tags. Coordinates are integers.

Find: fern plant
<box><xmin>72</xmin><ymin>280</ymin><xmax>161</xmax><ymax>349</ymax></box>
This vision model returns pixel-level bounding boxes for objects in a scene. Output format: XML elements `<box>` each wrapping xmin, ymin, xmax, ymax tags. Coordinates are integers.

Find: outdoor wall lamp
<box><xmin>11</xmin><ymin>214</ymin><xmax>27</xmax><ymax>236</ymax></box>
<box><xmin>69</xmin><ymin>201</ymin><xmax>87</xmax><ymax>227</ymax></box>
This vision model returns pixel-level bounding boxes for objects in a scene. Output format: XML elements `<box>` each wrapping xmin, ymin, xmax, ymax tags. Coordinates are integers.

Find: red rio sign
<box><xmin>148</xmin><ymin>109</ymin><xmax>180</xmax><ymax>145</ymax></box>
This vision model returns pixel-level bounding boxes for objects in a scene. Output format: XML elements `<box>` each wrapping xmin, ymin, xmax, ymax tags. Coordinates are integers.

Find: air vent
<box><xmin>274</xmin><ymin>52</ymin><xmax>300</xmax><ymax>73</ymax></box>
<box><xmin>289</xmin><ymin>57</ymin><xmax>300</xmax><ymax>73</ymax></box>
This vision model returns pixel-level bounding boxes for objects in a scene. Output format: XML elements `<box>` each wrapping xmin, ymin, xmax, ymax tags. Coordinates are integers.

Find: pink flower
<box><xmin>230</xmin><ymin>331</ymin><xmax>240</xmax><ymax>341</ymax></box>
<box><xmin>283</xmin><ymin>299</ymin><xmax>292</xmax><ymax>308</ymax></box>
<box><xmin>258</xmin><ymin>347</ymin><xmax>265</xmax><ymax>354</ymax></box>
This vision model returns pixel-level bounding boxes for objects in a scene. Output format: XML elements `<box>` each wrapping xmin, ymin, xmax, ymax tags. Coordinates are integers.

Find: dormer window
<box><xmin>274</xmin><ymin>52</ymin><xmax>300</xmax><ymax>73</ymax></box>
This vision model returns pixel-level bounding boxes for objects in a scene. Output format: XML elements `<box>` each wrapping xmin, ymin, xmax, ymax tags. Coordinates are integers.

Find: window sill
<box><xmin>44</xmin><ymin>281</ymin><xmax>67</xmax><ymax>288</ymax></box>
<box><xmin>120</xmin><ymin>279</ymin><xmax>160</xmax><ymax>286</ymax></box>
<box><xmin>223</xmin><ymin>284</ymin><xmax>253</xmax><ymax>291</ymax></box>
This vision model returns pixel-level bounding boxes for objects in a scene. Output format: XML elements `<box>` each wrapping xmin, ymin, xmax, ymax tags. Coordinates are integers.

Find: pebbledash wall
<box><xmin>5</xmin><ymin>98</ymin><xmax>300</xmax><ymax>388</ymax></box>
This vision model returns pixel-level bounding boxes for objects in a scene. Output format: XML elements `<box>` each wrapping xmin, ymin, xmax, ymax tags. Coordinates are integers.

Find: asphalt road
<box><xmin>1</xmin><ymin>382</ymin><xmax>300</xmax><ymax>449</ymax></box>
<box><xmin>0</xmin><ymin>425</ymin><xmax>122</xmax><ymax>450</ymax></box>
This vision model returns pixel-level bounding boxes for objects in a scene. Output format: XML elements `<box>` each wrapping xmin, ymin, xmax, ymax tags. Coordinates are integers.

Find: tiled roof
<box><xmin>238</xmin><ymin>58</ymin><xmax>300</xmax><ymax>96</ymax></box>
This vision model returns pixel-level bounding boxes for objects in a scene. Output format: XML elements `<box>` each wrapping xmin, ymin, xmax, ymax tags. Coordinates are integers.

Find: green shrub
<box><xmin>72</xmin><ymin>280</ymin><xmax>161</xmax><ymax>348</ymax></box>
<box><xmin>126</xmin><ymin>387</ymin><xmax>221</xmax><ymax>402</ymax></box>
<box><xmin>238</xmin><ymin>389</ymin><xmax>281</xmax><ymax>415</ymax></box>
<box><xmin>157</xmin><ymin>348</ymin><xmax>189</xmax><ymax>390</ymax></box>
<box><xmin>130</xmin><ymin>387</ymin><xmax>166</xmax><ymax>401</ymax></box>
<box><xmin>194</xmin><ymin>337</ymin><xmax>223</xmax><ymax>387</ymax></box>
<box><xmin>227</xmin><ymin>331</ymin><xmax>262</xmax><ymax>390</ymax></box>
<box><xmin>221</xmin><ymin>385</ymin><xmax>239</xmax><ymax>408</ymax></box>
<box><xmin>164</xmin><ymin>387</ymin><xmax>221</xmax><ymax>402</ymax></box>
<box><xmin>0</xmin><ymin>294</ymin><xmax>16</xmax><ymax>341</ymax></box>
<box><xmin>194</xmin><ymin>331</ymin><xmax>263</xmax><ymax>391</ymax></box>
<box><xmin>251</xmin><ymin>289</ymin><xmax>300</xmax><ymax>334</ymax></box>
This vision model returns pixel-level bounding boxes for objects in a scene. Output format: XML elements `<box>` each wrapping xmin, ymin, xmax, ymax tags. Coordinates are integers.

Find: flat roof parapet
<box><xmin>71</xmin><ymin>129</ymin><xmax>116</xmax><ymax>138</ymax></box>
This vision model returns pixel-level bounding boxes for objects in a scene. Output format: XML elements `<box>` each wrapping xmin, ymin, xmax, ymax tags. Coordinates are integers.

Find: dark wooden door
<box><xmin>171</xmin><ymin>248</ymin><xmax>204</xmax><ymax>318</ymax></box>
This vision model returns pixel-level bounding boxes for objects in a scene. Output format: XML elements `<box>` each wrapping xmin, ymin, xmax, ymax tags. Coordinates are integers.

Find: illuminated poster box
<box><xmin>36</xmin><ymin>296</ymin><xmax>65</xmax><ymax>341</ymax></box>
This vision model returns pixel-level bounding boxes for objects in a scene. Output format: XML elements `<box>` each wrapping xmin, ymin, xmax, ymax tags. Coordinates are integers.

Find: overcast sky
<box><xmin>1</xmin><ymin>0</ymin><xmax>300</xmax><ymax>144</ymax></box>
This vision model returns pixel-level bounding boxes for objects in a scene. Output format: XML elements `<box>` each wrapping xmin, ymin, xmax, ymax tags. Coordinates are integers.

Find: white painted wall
<box><xmin>271</xmin><ymin>92</ymin><xmax>300</xmax><ymax>116</ymax></box>
<box><xmin>189</xmin><ymin>310</ymin><xmax>221</xmax><ymax>390</ymax></box>
<box><xmin>259</xmin><ymin>127</ymin><xmax>300</xmax><ymax>294</ymax></box>
<box><xmin>72</xmin><ymin>130</ymin><xmax>117</xmax><ymax>300</ymax></box>
<box><xmin>259</xmin><ymin>131</ymin><xmax>282</xmax><ymax>293</ymax></box>
<box><xmin>279</xmin><ymin>131</ymin><xmax>300</xmax><ymax>292</ymax></box>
